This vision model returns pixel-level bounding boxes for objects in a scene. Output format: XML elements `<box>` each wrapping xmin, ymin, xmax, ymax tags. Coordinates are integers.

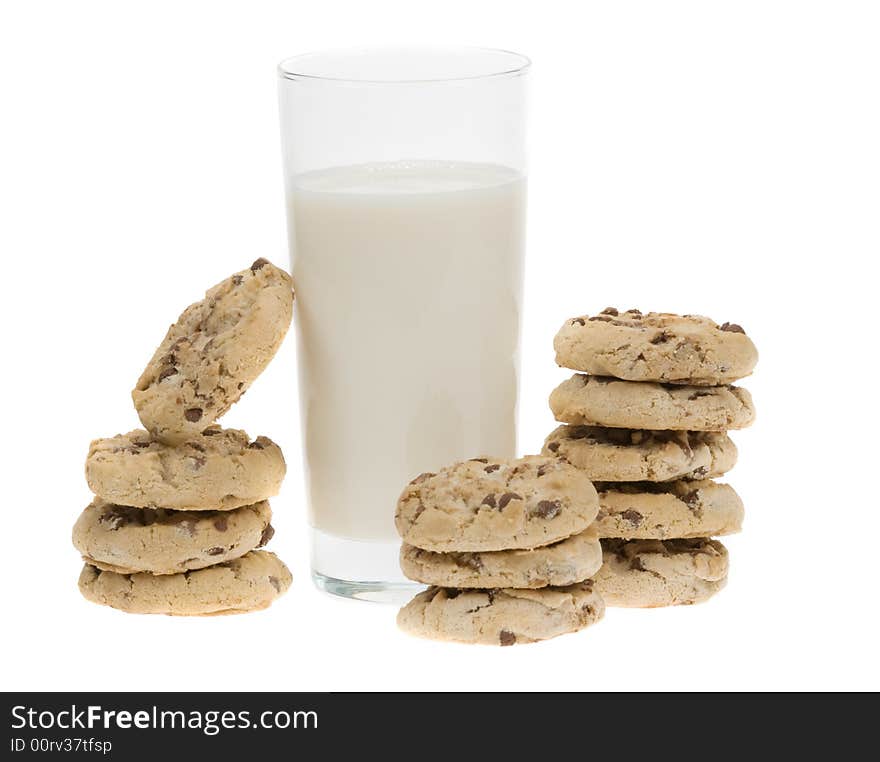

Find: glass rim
<box><xmin>277</xmin><ymin>46</ymin><xmax>530</xmax><ymax>85</ymax></box>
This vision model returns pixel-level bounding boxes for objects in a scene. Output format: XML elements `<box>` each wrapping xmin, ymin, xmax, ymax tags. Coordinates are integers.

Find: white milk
<box><xmin>288</xmin><ymin>161</ymin><xmax>526</xmax><ymax>543</ymax></box>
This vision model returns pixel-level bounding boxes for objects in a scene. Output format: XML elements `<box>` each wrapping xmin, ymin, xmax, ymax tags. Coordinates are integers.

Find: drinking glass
<box><xmin>278</xmin><ymin>47</ymin><xmax>529</xmax><ymax>601</ymax></box>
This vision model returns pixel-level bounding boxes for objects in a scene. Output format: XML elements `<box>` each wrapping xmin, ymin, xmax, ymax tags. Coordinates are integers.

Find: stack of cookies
<box><xmin>545</xmin><ymin>308</ymin><xmax>758</xmax><ymax>608</ymax></box>
<box><xmin>395</xmin><ymin>456</ymin><xmax>606</xmax><ymax>645</ymax></box>
<box><xmin>72</xmin><ymin>259</ymin><xmax>295</xmax><ymax>616</ymax></box>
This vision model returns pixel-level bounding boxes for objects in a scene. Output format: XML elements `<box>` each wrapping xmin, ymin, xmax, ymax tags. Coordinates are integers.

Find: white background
<box><xmin>1</xmin><ymin>1</ymin><xmax>877</xmax><ymax>692</ymax></box>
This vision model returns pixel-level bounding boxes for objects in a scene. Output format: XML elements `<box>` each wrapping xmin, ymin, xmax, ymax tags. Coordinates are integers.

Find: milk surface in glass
<box><xmin>288</xmin><ymin>160</ymin><xmax>526</xmax><ymax>544</ymax></box>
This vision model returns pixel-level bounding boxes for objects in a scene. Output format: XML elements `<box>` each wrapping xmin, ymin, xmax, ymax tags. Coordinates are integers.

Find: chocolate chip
<box><xmin>232</xmin><ymin>274</ymin><xmax>243</xmax><ymax>286</ymax></box>
<box><xmin>497</xmin><ymin>492</ymin><xmax>522</xmax><ymax>509</ymax></box>
<box><xmin>409</xmin><ymin>472</ymin><xmax>435</xmax><ymax>485</ymax></box>
<box><xmin>268</xmin><ymin>576</ymin><xmax>281</xmax><ymax>592</ymax></box>
<box><xmin>719</xmin><ymin>322</ymin><xmax>745</xmax><ymax>334</ymax></box>
<box><xmin>499</xmin><ymin>630</ymin><xmax>516</xmax><ymax>646</ymax></box>
<box><xmin>213</xmin><ymin>516</ymin><xmax>229</xmax><ymax>532</ymax></box>
<box><xmin>202</xmin><ymin>427</ymin><xmax>221</xmax><ymax>436</ymax></box>
<box><xmin>536</xmin><ymin>465</ymin><xmax>549</xmax><ymax>477</ymax></box>
<box><xmin>621</xmin><ymin>509</ymin><xmax>643</xmax><ymax>526</ymax></box>
<box><xmin>650</xmin><ymin>331</ymin><xmax>672</xmax><ymax>344</ymax></box>
<box><xmin>456</xmin><ymin>553</ymin><xmax>484</xmax><ymax>571</ymax></box>
<box><xmin>258</xmin><ymin>524</ymin><xmax>275</xmax><ymax>547</ymax></box>
<box><xmin>188</xmin><ymin>442</ymin><xmax>206</xmax><ymax>452</ymax></box>
<box><xmin>688</xmin><ymin>391</ymin><xmax>713</xmax><ymax>400</ymax></box>
<box><xmin>626</xmin><ymin>308</ymin><xmax>642</xmax><ymax>315</ymax></box>
<box><xmin>99</xmin><ymin>505</ymin><xmax>131</xmax><ymax>529</ymax></box>
<box><xmin>247</xmin><ymin>438</ymin><xmax>266</xmax><ymax>450</ymax></box>
<box><xmin>481</xmin><ymin>493</ymin><xmax>497</xmax><ymax>508</ymax></box>
<box><xmin>571</xmin><ymin>318</ymin><xmax>586</xmax><ymax>326</ymax></box>
<box><xmin>484</xmin><ymin>464</ymin><xmax>501</xmax><ymax>473</ymax></box>
<box><xmin>589</xmin><ymin>315</ymin><xmax>613</xmax><ymax>322</ymax></box>
<box><xmin>469</xmin><ymin>457</ymin><xmax>489</xmax><ymax>463</ymax></box>
<box><xmin>547</xmin><ymin>441</ymin><xmax>560</xmax><ymax>453</ymax></box>
<box><xmin>534</xmin><ymin>500</ymin><xmax>561</xmax><ymax>519</ymax></box>
<box><xmin>157</xmin><ymin>367</ymin><xmax>178</xmax><ymax>382</ymax></box>
<box><xmin>206</xmin><ymin>547</ymin><xmax>225</xmax><ymax>556</ymax></box>
<box><xmin>250</xmin><ymin>258</ymin><xmax>269</xmax><ymax>272</ymax></box>
<box><xmin>601</xmin><ymin>307</ymin><xmax>619</xmax><ymax>316</ymax></box>
<box><xmin>132</xmin><ymin>440</ymin><xmax>150</xmax><ymax>449</ymax></box>
<box><xmin>683</xmin><ymin>491</ymin><xmax>700</xmax><ymax>508</ymax></box>
<box><xmin>184</xmin><ymin>408</ymin><xmax>203</xmax><ymax>422</ymax></box>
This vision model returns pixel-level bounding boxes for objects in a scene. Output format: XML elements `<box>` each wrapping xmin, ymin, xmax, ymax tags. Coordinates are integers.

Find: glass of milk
<box><xmin>278</xmin><ymin>48</ymin><xmax>529</xmax><ymax>601</ymax></box>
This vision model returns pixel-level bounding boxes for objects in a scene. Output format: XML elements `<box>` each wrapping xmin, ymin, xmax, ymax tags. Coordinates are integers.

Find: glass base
<box><xmin>312</xmin><ymin>572</ymin><xmax>421</xmax><ymax>604</ymax></box>
<box><xmin>310</xmin><ymin>528</ymin><xmax>423</xmax><ymax>604</ymax></box>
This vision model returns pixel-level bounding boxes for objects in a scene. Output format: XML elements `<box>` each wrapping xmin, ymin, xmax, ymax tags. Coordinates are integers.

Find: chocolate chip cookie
<box><xmin>399</xmin><ymin>525</ymin><xmax>602</xmax><ymax>589</ymax></box>
<box><xmin>594</xmin><ymin>538</ymin><xmax>728</xmax><ymax>607</ymax></box>
<box><xmin>72</xmin><ymin>498</ymin><xmax>274</xmax><ymax>575</ymax></box>
<box><xmin>133</xmin><ymin>259</ymin><xmax>294</xmax><ymax>444</ymax></box>
<box><xmin>395</xmin><ymin>456</ymin><xmax>600</xmax><ymax>552</ymax></box>
<box><xmin>397</xmin><ymin>580</ymin><xmax>605</xmax><ymax>645</ymax></box>
<box><xmin>554</xmin><ymin>308</ymin><xmax>758</xmax><ymax>385</ymax></box>
<box><xmin>77</xmin><ymin>550</ymin><xmax>292</xmax><ymax>615</ymax></box>
<box><xmin>85</xmin><ymin>427</ymin><xmax>285</xmax><ymax>510</ymax></box>
<box><xmin>543</xmin><ymin>425</ymin><xmax>737</xmax><ymax>482</ymax></box>
<box><xmin>593</xmin><ymin>480</ymin><xmax>743</xmax><ymax>539</ymax></box>
<box><xmin>550</xmin><ymin>374</ymin><xmax>755</xmax><ymax>431</ymax></box>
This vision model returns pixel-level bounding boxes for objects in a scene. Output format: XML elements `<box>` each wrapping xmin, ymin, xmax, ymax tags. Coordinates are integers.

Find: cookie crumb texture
<box><xmin>85</xmin><ymin>427</ymin><xmax>286</xmax><ymax>510</ymax></box>
<box><xmin>397</xmin><ymin>581</ymin><xmax>605</xmax><ymax>645</ymax></box>
<box><xmin>132</xmin><ymin>259</ymin><xmax>294</xmax><ymax>444</ymax></box>
<box><xmin>77</xmin><ymin>550</ymin><xmax>291</xmax><ymax>615</ymax></box>
<box><xmin>399</xmin><ymin>526</ymin><xmax>602</xmax><ymax>589</ymax></box>
<box><xmin>549</xmin><ymin>374</ymin><xmax>755</xmax><ymax>431</ymax></box>
<box><xmin>543</xmin><ymin>425</ymin><xmax>737</xmax><ymax>482</ymax></box>
<box><xmin>395</xmin><ymin>456</ymin><xmax>599</xmax><ymax>552</ymax></box>
<box><xmin>593</xmin><ymin>480</ymin><xmax>744</xmax><ymax>540</ymax></box>
<box><xmin>554</xmin><ymin>309</ymin><xmax>758</xmax><ymax>385</ymax></box>
<box><xmin>72</xmin><ymin>498</ymin><xmax>274</xmax><ymax>575</ymax></box>
<box><xmin>594</xmin><ymin>538</ymin><xmax>728</xmax><ymax>608</ymax></box>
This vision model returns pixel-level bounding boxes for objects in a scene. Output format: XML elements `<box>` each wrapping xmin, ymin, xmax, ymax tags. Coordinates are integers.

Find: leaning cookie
<box><xmin>543</xmin><ymin>425</ymin><xmax>737</xmax><ymax>482</ymax></box>
<box><xmin>554</xmin><ymin>308</ymin><xmax>758</xmax><ymax>385</ymax></box>
<box><xmin>85</xmin><ymin>427</ymin><xmax>285</xmax><ymax>510</ymax></box>
<box><xmin>550</xmin><ymin>374</ymin><xmax>755</xmax><ymax>431</ymax></box>
<box><xmin>594</xmin><ymin>538</ymin><xmax>728</xmax><ymax>608</ymax></box>
<box><xmin>395</xmin><ymin>456</ymin><xmax>599</xmax><ymax>552</ymax></box>
<box><xmin>72</xmin><ymin>498</ymin><xmax>274</xmax><ymax>575</ymax></box>
<box><xmin>400</xmin><ymin>526</ymin><xmax>602</xmax><ymax>589</ymax></box>
<box><xmin>77</xmin><ymin>550</ymin><xmax>291</xmax><ymax>615</ymax></box>
<box><xmin>397</xmin><ymin>581</ymin><xmax>605</xmax><ymax>646</ymax></box>
<box><xmin>132</xmin><ymin>259</ymin><xmax>294</xmax><ymax>444</ymax></box>
<box><xmin>593</xmin><ymin>480</ymin><xmax>743</xmax><ymax>540</ymax></box>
